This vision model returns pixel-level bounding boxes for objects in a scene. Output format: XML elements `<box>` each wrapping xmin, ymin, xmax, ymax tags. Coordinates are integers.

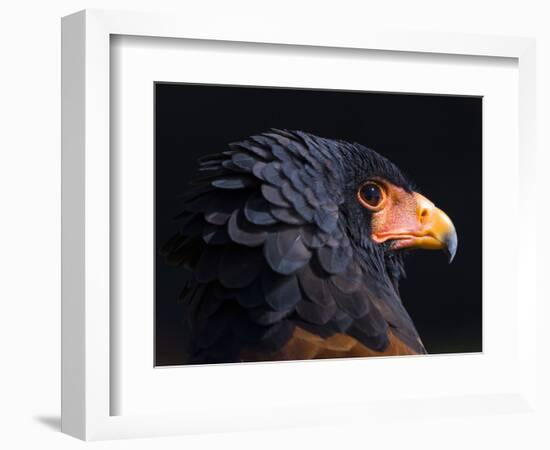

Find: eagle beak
<box><xmin>372</xmin><ymin>192</ymin><xmax>458</xmax><ymax>263</ymax></box>
<box><xmin>396</xmin><ymin>193</ymin><xmax>457</xmax><ymax>263</ymax></box>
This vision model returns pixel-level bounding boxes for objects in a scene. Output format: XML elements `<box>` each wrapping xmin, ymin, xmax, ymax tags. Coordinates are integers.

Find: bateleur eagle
<box><xmin>162</xmin><ymin>130</ymin><xmax>457</xmax><ymax>364</ymax></box>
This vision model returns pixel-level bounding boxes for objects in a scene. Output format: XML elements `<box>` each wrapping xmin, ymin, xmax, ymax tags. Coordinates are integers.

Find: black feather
<box><xmin>261</xmin><ymin>269</ymin><xmax>302</xmax><ymax>311</ymax></box>
<box><xmin>330</xmin><ymin>260</ymin><xmax>362</xmax><ymax>294</ymax></box>
<box><xmin>313</xmin><ymin>208</ymin><xmax>339</xmax><ymax>234</ymax></box>
<box><xmin>221</xmin><ymin>160</ymin><xmax>247</xmax><ymax>173</ymax></box>
<box><xmin>261</xmin><ymin>162</ymin><xmax>285</xmax><ymax>186</ymax></box>
<box><xmin>295</xmin><ymin>298</ymin><xmax>336</xmax><ymax>325</ymax></box>
<box><xmin>198</xmin><ymin>152</ymin><xmax>226</xmax><ymax>163</ymax></box>
<box><xmin>280</xmin><ymin>182</ymin><xmax>306</xmax><ymax>210</ymax></box>
<box><xmin>287</xmin><ymin>168</ymin><xmax>308</xmax><ymax>192</ymax></box>
<box><xmin>248</xmin><ymin>307</ymin><xmax>292</xmax><ymax>326</ymax></box>
<box><xmin>330</xmin><ymin>309</ymin><xmax>354</xmax><ymax>333</ymax></box>
<box><xmin>199</xmin><ymin>159</ymin><xmax>224</xmax><ymax>168</ymax></box>
<box><xmin>257</xmin><ymin>320</ymin><xmax>295</xmax><ymax>352</ymax></box>
<box><xmin>244</xmin><ymin>193</ymin><xmax>278</xmax><ymax>225</ymax></box>
<box><xmin>261</xmin><ymin>184</ymin><xmax>291</xmax><ymax>208</ymax></box>
<box><xmin>252</xmin><ymin>161</ymin><xmax>267</xmax><ymax>180</ymax></box>
<box><xmin>303</xmin><ymin>187</ymin><xmax>321</xmax><ymax>208</ymax></box>
<box><xmin>204</xmin><ymin>210</ymin><xmax>233</xmax><ymax>225</ymax></box>
<box><xmin>351</xmin><ymin>303</ymin><xmax>388</xmax><ymax>337</ymax></box>
<box><xmin>270</xmin><ymin>206</ymin><xmax>306</xmax><ymax>225</ymax></box>
<box><xmin>202</xmin><ymin>224</ymin><xmax>230</xmax><ymax>245</ymax></box>
<box><xmin>264</xmin><ymin>227</ymin><xmax>312</xmax><ymax>275</ymax></box>
<box><xmin>212</xmin><ymin>175</ymin><xmax>257</xmax><ymax>189</ymax></box>
<box><xmin>235</xmin><ymin>276</ymin><xmax>264</xmax><ymax>308</ymax></box>
<box><xmin>231</xmin><ymin>152</ymin><xmax>259</xmax><ymax>172</ymax></box>
<box><xmin>317</xmin><ymin>244</ymin><xmax>352</xmax><ymax>274</ymax></box>
<box><xmin>227</xmin><ymin>209</ymin><xmax>268</xmax><ymax>247</ymax></box>
<box><xmin>232</xmin><ymin>141</ymin><xmax>272</xmax><ymax>160</ymax></box>
<box><xmin>300</xmin><ymin>225</ymin><xmax>329</xmax><ymax>249</ymax></box>
<box><xmin>329</xmin><ymin>283</ymin><xmax>370</xmax><ymax>319</ymax></box>
<box><xmin>297</xmin><ymin>263</ymin><xmax>334</xmax><ymax>308</ymax></box>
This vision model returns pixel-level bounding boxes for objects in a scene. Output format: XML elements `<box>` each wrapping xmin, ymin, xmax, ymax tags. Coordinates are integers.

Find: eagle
<box><xmin>162</xmin><ymin>129</ymin><xmax>457</xmax><ymax>364</ymax></box>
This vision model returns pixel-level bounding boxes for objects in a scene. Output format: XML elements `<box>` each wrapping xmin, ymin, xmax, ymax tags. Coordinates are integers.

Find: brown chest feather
<box><xmin>241</xmin><ymin>326</ymin><xmax>420</xmax><ymax>362</ymax></box>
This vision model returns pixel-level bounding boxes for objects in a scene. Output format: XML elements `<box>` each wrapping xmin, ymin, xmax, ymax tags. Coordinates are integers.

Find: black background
<box><xmin>155</xmin><ymin>83</ymin><xmax>482</xmax><ymax>365</ymax></box>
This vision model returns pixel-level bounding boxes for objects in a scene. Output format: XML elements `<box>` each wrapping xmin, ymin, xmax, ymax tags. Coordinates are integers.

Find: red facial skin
<box><xmin>357</xmin><ymin>179</ymin><xmax>457</xmax><ymax>258</ymax></box>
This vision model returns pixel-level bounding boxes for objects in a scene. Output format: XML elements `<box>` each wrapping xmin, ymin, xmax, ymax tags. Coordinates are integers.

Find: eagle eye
<box><xmin>358</xmin><ymin>182</ymin><xmax>384</xmax><ymax>209</ymax></box>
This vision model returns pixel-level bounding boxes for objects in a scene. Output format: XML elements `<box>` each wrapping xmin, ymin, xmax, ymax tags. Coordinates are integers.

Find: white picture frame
<box><xmin>61</xmin><ymin>9</ymin><xmax>537</xmax><ymax>441</ymax></box>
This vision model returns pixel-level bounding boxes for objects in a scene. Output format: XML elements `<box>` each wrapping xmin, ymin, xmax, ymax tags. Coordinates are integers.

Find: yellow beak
<box><xmin>372</xmin><ymin>192</ymin><xmax>458</xmax><ymax>263</ymax></box>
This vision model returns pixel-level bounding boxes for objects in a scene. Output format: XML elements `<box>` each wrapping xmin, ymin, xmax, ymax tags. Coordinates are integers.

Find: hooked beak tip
<box><xmin>444</xmin><ymin>229</ymin><xmax>458</xmax><ymax>263</ymax></box>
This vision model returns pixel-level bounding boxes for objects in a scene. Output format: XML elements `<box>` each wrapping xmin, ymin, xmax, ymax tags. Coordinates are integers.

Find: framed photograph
<box><xmin>62</xmin><ymin>9</ymin><xmax>537</xmax><ymax>440</ymax></box>
<box><xmin>154</xmin><ymin>83</ymin><xmax>479</xmax><ymax>367</ymax></box>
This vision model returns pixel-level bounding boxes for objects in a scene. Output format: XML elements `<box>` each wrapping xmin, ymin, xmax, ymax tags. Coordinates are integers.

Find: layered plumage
<box><xmin>162</xmin><ymin>130</ymin><xmax>430</xmax><ymax>364</ymax></box>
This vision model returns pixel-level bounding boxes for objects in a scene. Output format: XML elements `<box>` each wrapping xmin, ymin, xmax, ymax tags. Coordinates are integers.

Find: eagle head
<box><xmin>163</xmin><ymin>129</ymin><xmax>457</xmax><ymax>363</ymax></box>
<box><xmin>335</xmin><ymin>139</ymin><xmax>457</xmax><ymax>287</ymax></box>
